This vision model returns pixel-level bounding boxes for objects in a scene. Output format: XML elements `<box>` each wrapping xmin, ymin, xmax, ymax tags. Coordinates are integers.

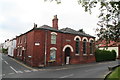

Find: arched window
<box><xmin>51</xmin><ymin>34</ymin><xmax>56</xmax><ymax>44</ymax></box>
<box><xmin>75</xmin><ymin>38</ymin><xmax>80</xmax><ymax>54</ymax></box>
<box><xmin>83</xmin><ymin>39</ymin><xmax>87</xmax><ymax>55</ymax></box>
<box><xmin>50</xmin><ymin>49</ymin><xmax>56</xmax><ymax>61</ymax></box>
<box><xmin>90</xmin><ymin>40</ymin><xmax>94</xmax><ymax>55</ymax></box>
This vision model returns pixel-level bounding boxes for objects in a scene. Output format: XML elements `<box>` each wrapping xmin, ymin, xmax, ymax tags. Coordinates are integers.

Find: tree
<box><xmin>79</xmin><ymin>0</ymin><xmax>120</xmax><ymax>42</ymax></box>
<box><xmin>45</xmin><ymin>0</ymin><xmax>120</xmax><ymax>42</ymax></box>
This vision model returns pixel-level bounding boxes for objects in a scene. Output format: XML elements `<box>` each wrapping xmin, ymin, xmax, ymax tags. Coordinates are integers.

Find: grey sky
<box><xmin>0</xmin><ymin>0</ymin><xmax>100</xmax><ymax>43</ymax></box>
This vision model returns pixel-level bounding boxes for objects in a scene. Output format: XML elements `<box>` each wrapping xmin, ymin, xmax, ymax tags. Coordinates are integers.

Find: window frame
<box><xmin>83</xmin><ymin>39</ymin><xmax>87</xmax><ymax>55</ymax></box>
<box><xmin>90</xmin><ymin>40</ymin><xmax>94</xmax><ymax>55</ymax></box>
<box><xmin>51</xmin><ymin>33</ymin><xmax>57</xmax><ymax>44</ymax></box>
<box><xmin>75</xmin><ymin>38</ymin><xmax>80</xmax><ymax>55</ymax></box>
<box><xmin>50</xmin><ymin>49</ymin><xmax>56</xmax><ymax>61</ymax></box>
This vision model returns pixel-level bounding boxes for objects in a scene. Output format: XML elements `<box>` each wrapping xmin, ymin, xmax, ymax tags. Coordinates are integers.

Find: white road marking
<box><xmin>4</xmin><ymin>61</ymin><xmax>8</xmax><ymax>64</ymax></box>
<box><xmin>10</xmin><ymin>66</ymin><xmax>18</xmax><ymax>73</ymax></box>
<box><xmin>8</xmin><ymin>73</ymin><xmax>15</xmax><ymax>75</ymax></box>
<box><xmin>59</xmin><ymin>74</ymin><xmax>74</xmax><ymax>78</ymax></box>
<box><xmin>32</xmin><ymin>69</ymin><xmax>38</xmax><ymax>72</ymax></box>
<box><xmin>2</xmin><ymin>74</ymin><xmax>5</xmax><ymax>76</ymax></box>
<box><xmin>16</xmin><ymin>71</ymin><xmax>23</xmax><ymax>73</ymax></box>
<box><xmin>38</xmin><ymin>69</ymin><xmax>46</xmax><ymax>71</ymax></box>
<box><xmin>24</xmin><ymin>70</ymin><xmax>31</xmax><ymax>72</ymax></box>
<box><xmin>0</xmin><ymin>58</ymin><xmax>3</xmax><ymax>60</ymax></box>
<box><xmin>0</xmin><ymin>75</ymin><xmax>2</xmax><ymax>77</ymax></box>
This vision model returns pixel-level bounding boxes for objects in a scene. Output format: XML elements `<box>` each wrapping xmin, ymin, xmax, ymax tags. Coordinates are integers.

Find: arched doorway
<box><xmin>64</xmin><ymin>47</ymin><xmax>71</xmax><ymax>64</ymax></box>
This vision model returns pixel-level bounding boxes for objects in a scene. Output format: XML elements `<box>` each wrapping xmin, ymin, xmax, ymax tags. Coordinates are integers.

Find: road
<box><xmin>1</xmin><ymin>53</ymin><xmax>119</xmax><ymax>79</ymax></box>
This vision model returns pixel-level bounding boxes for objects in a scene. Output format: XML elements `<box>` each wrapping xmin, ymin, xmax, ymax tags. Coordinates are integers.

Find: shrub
<box><xmin>95</xmin><ymin>49</ymin><xmax>116</xmax><ymax>62</ymax></box>
<box><xmin>111</xmin><ymin>50</ymin><xmax>116</xmax><ymax>60</ymax></box>
<box><xmin>2</xmin><ymin>48</ymin><xmax>8</xmax><ymax>54</ymax></box>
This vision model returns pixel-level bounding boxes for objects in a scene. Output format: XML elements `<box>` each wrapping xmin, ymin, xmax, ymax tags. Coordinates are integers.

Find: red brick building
<box><xmin>14</xmin><ymin>15</ymin><xmax>96</xmax><ymax>67</ymax></box>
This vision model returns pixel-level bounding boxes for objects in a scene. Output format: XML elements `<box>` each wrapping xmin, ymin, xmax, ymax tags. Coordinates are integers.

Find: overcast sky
<box><xmin>0</xmin><ymin>0</ymin><xmax>100</xmax><ymax>43</ymax></box>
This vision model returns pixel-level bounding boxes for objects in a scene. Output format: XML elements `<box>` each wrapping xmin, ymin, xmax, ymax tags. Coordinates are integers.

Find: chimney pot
<box><xmin>34</xmin><ymin>23</ymin><xmax>37</xmax><ymax>28</ymax></box>
<box><xmin>52</xmin><ymin>15</ymin><xmax>58</xmax><ymax>30</ymax></box>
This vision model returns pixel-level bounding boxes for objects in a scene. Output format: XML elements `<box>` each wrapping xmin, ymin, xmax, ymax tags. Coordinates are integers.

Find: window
<box><xmin>75</xmin><ymin>38</ymin><xmax>80</xmax><ymax>54</ymax></box>
<box><xmin>51</xmin><ymin>34</ymin><xmax>56</xmax><ymax>44</ymax></box>
<box><xmin>90</xmin><ymin>40</ymin><xmax>93</xmax><ymax>54</ymax></box>
<box><xmin>83</xmin><ymin>39</ymin><xmax>87</xmax><ymax>55</ymax></box>
<box><xmin>17</xmin><ymin>48</ymin><xmax>19</xmax><ymax>56</ymax></box>
<box><xmin>20</xmin><ymin>48</ymin><xmax>22</xmax><ymax>56</ymax></box>
<box><xmin>50</xmin><ymin>49</ymin><xmax>56</xmax><ymax>61</ymax></box>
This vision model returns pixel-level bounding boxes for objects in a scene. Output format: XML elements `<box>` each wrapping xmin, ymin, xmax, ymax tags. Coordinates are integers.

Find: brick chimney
<box><xmin>33</xmin><ymin>23</ymin><xmax>37</xmax><ymax>28</ymax></box>
<box><xmin>52</xmin><ymin>15</ymin><xmax>58</xmax><ymax>29</ymax></box>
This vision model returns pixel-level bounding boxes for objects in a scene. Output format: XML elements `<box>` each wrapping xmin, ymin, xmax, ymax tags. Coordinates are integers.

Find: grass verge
<box><xmin>106</xmin><ymin>66</ymin><xmax>120</xmax><ymax>80</ymax></box>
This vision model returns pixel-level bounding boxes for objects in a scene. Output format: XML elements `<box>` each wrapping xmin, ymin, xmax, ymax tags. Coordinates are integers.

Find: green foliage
<box><xmin>95</xmin><ymin>49</ymin><xmax>116</xmax><ymax>62</ymax></box>
<box><xmin>78</xmin><ymin>0</ymin><xmax>120</xmax><ymax>42</ymax></box>
<box><xmin>2</xmin><ymin>48</ymin><xmax>8</xmax><ymax>54</ymax></box>
<box><xmin>45</xmin><ymin>0</ymin><xmax>120</xmax><ymax>42</ymax></box>
<box><xmin>106</xmin><ymin>67</ymin><xmax>120</xmax><ymax>80</ymax></box>
<box><xmin>44</xmin><ymin>0</ymin><xmax>61</xmax><ymax>4</ymax></box>
<box><xmin>79</xmin><ymin>0</ymin><xmax>120</xmax><ymax>43</ymax></box>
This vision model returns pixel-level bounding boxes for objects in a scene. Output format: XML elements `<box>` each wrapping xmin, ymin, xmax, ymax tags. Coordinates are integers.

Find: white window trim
<box><xmin>50</xmin><ymin>47</ymin><xmax>57</xmax><ymax>50</ymax></box>
<box><xmin>51</xmin><ymin>32</ymin><xmax>57</xmax><ymax>35</ymax></box>
<box><xmin>89</xmin><ymin>38</ymin><xmax>94</xmax><ymax>42</ymax></box>
<box><xmin>63</xmin><ymin>45</ymin><xmax>74</xmax><ymax>52</ymax></box>
<box><xmin>75</xmin><ymin>54</ymin><xmax>80</xmax><ymax>56</ymax></box>
<box><xmin>83</xmin><ymin>54</ymin><xmax>87</xmax><ymax>56</ymax></box>
<box><xmin>90</xmin><ymin>54</ymin><xmax>93</xmax><ymax>55</ymax></box>
<box><xmin>82</xmin><ymin>37</ymin><xmax>88</xmax><ymax>42</ymax></box>
<box><xmin>22</xmin><ymin>47</ymin><xmax>25</xmax><ymax>50</ymax></box>
<box><xmin>74</xmin><ymin>36</ymin><xmax>81</xmax><ymax>41</ymax></box>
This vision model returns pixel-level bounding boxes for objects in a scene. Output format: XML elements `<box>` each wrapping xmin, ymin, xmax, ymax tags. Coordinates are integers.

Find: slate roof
<box><xmin>60</xmin><ymin>27</ymin><xmax>94</xmax><ymax>37</ymax></box>
<box><xmin>37</xmin><ymin>25</ymin><xmax>95</xmax><ymax>38</ymax></box>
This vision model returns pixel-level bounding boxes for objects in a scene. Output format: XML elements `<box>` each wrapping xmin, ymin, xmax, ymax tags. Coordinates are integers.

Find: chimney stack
<box><xmin>52</xmin><ymin>15</ymin><xmax>58</xmax><ymax>29</ymax></box>
<box><xmin>33</xmin><ymin>23</ymin><xmax>37</xmax><ymax>28</ymax></box>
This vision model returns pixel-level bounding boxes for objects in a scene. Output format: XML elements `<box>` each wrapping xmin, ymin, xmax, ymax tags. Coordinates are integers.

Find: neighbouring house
<box><xmin>2</xmin><ymin>39</ymin><xmax>10</xmax><ymax>53</ymax></box>
<box><xmin>3</xmin><ymin>39</ymin><xmax>10</xmax><ymax>49</ymax></box>
<box><xmin>8</xmin><ymin>38</ymin><xmax>16</xmax><ymax>57</ymax></box>
<box><xmin>14</xmin><ymin>15</ymin><xmax>96</xmax><ymax>67</ymax></box>
<box><xmin>0</xmin><ymin>43</ymin><xmax>3</xmax><ymax>53</ymax></box>
<box><xmin>96</xmin><ymin>40</ymin><xmax>120</xmax><ymax>58</ymax></box>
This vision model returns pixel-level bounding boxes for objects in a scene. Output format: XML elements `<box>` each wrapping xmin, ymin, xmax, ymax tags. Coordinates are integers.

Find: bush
<box><xmin>95</xmin><ymin>49</ymin><xmax>116</xmax><ymax>62</ymax></box>
<box><xmin>111</xmin><ymin>50</ymin><xmax>116</xmax><ymax>60</ymax></box>
<box><xmin>2</xmin><ymin>48</ymin><xmax>8</xmax><ymax>54</ymax></box>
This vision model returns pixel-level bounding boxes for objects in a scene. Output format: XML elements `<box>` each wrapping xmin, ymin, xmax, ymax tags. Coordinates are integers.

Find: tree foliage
<box><xmin>45</xmin><ymin>0</ymin><xmax>120</xmax><ymax>42</ymax></box>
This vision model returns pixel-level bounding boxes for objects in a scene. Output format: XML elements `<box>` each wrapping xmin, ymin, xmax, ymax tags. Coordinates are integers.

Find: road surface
<box><xmin>0</xmin><ymin>53</ymin><xmax>119</xmax><ymax>79</ymax></box>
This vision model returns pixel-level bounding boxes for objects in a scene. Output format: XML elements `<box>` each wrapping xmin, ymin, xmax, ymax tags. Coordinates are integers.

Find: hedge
<box><xmin>95</xmin><ymin>49</ymin><xmax>116</xmax><ymax>62</ymax></box>
<box><xmin>2</xmin><ymin>48</ymin><xmax>8</xmax><ymax>54</ymax></box>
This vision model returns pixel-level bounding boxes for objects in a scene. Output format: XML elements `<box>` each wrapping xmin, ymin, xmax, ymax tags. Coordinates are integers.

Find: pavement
<box><xmin>1</xmin><ymin>53</ymin><xmax>119</xmax><ymax>79</ymax></box>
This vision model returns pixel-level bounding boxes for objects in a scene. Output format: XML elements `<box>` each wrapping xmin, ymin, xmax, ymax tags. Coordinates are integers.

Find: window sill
<box><xmin>90</xmin><ymin>54</ymin><xmax>93</xmax><ymax>55</ymax></box>
<box><xmin>83</xmin><ymin>54</ymin><xmax>87</xmax><ymax>56</ymax></box>
<box><xmin>48</xmin><ymin>60</ymin><xmax>55</xmax><ymax>63</ymax></box>
<box><xmin>75</xmin><ymin>54</ymin><xmax>80</xmax><ymax>56</ymax></box>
